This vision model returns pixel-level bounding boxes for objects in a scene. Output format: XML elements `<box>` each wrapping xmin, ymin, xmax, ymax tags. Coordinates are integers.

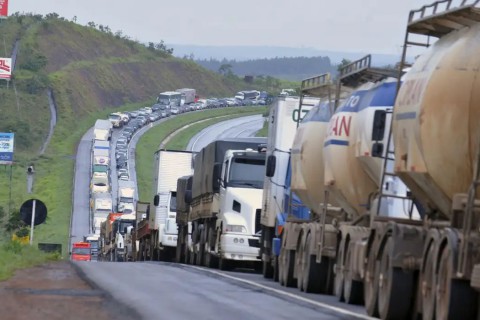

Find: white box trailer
<box><xmin>93</xmin><ymin>119</ymin><xmax>112</xmax><ymax>141</ymax></box>
<box><xmin>90</xmin><ymin>192</ymin><xmax>113</xmax><ymax>235</ymax></box>
<box><xmin>135</xmin><ymin>150</ymin><xmax>194</xmax><ymax>261</ymax></box>
<box><xmin>176</xmin><ymin>88</ymin><xmax>196</xmax><ymax>105</ymax></box>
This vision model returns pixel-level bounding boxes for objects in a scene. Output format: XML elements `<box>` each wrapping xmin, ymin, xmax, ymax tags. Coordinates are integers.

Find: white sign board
<box><xmin>0</xmin><ymin>132</ymin><xmax>14</xmax><ymax>164</ymax></box>
<box><xmin>0</xmin><ymin>58</ymin><xmax>12</xmax><ymax>79</ymax></box>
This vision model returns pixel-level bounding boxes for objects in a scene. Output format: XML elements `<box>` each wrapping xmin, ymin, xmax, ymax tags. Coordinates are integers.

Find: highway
<box><xmin>73</xmin><ymin>113</ymin><xmax>371</xmax><ymax>320</ymax></box>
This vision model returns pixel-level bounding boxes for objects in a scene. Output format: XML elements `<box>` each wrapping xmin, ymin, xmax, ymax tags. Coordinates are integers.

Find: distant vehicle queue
<box><xmin>74</xmin><ymin>86</ymin><xmax>271</xmax><ymax>261</ymax></box>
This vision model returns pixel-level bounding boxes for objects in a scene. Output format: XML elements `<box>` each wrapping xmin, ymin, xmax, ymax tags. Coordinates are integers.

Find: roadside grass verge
<box><xmin>136</xmin><ymin>106</ymin><xmax>266</xmax><ymax>202</ymax></box>
<box><xmin>255</xmin><ymin>118</ymin><xmax>268</xmax><ymax>137</ymax></box>
<box><xmin>0</xmin><ymin>242</ymin><xmax>60</xmax><ymax>281</ymax></box>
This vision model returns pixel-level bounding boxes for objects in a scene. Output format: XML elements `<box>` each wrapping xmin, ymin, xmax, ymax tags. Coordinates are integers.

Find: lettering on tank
<box><xmin>327</xmin><ymin>114</ymin><xmax>352</xmax><ymax>139</ymax></box>
<box><xmin>396</xmin><ymin>78</ymin><xmax>427</xmax><ymax>107</ymax></box>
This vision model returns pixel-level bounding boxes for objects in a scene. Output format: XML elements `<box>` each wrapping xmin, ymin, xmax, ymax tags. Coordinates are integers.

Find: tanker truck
<box><xmin>279</xmin><ymin>55</ymin><xmax>415</xmax><ymax>307</ymax></box>
<box><xmin>355</xmin><ymin>2</ymin><xmax>480</xmax><ymax>319</ymax></box>
<box><xmin>186</xmin><ymin>138</ymin><xmax>267</xmax><ymax>270</ymax></box>
<box><xmin>259</xmin><ymin>94</ymin><xmax>319</xmax><ymax>279</ymax></box>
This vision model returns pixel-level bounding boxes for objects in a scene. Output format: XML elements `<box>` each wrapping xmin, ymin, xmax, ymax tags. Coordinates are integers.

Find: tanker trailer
<box><xmin>273</xmin><ymin>73</ymin><xmax>340</xmax><ymax>293</ymax></box>
<box><xmin>321</xmin><ymin>55</ymin><xmax>407</xmax><ymax>307</ymax></box>
<box><xmin>369</xmin><ymin>2</ymin><xmax>480</xmax><ymax>319</ymax></box>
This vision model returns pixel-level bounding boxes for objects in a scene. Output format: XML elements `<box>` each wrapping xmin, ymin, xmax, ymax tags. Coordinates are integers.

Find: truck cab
<box><xmin>71</xmin><ymin>242</ymin><xmax>92</xmax><ymax>262</ymax></box>
<box><xmin>215</xmin><ymin>149</ymin><xmax>266</xmax><ymax>263</ymax></box>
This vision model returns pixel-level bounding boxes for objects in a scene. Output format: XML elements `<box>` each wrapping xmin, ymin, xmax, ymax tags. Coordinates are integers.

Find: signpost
<box><xmin>0</xmin><ymin>132</ymin><xmax>14</xmax><ymax>164</ymax></box>
<box><xmin>20</xmin><ymin>199</ymin><xmax>48</xmax><ymax>245</ymax></box>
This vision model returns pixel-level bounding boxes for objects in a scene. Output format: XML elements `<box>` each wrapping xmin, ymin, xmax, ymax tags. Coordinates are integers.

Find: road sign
<box><xmin>0</xmin><ymin>0</ymin><xmax>8</xmax><ymax>18</ymax></box>
<box><xmin>0</xmin><ymin>58</ymin><xmax>12</xmax><ymax>79</ymax></box>
<box><xmin>0</xmin><ymin>132</ymin><xmax>14</xmax><ymax>164</ymax></box>
<box><xmin>20</xmin><ymin>199</ymin><xmax>47</xmax><ymax>226</ymax></box>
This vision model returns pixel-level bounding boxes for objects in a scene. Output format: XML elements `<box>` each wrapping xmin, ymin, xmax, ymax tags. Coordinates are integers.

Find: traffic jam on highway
<box><xmin>72</xmin><ymin>2</ymin><xmax>480</xmax><ymax>319</ymax></box>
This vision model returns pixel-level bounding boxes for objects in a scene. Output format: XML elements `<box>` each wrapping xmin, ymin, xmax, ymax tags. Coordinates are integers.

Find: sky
<box><xmin>10</xmin><ymin>0</ymin><xmax>439</xmax><ymax>55</ymax></box>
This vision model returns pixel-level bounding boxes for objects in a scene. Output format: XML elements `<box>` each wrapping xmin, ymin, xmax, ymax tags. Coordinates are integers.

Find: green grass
<box><xmin>136</xmin><ymin>106</ymin><xmax>266</xmax><ymax>202</ymax></box>
<box><xmin>0</xmin><ymin>241</ymin><xmax>60</xmax><ymax>281</ymax></box>
<box><xmin>255</xmin><ymin>118</ymin><xmax>268</xmax><ymax>137</ymax></box>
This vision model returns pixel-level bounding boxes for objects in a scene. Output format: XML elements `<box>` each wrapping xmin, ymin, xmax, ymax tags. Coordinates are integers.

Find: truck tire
<box><xmin>285</xmin><ymin>250</ymin><xmax>297</xmax><ymax>287</ymax></box>
<box><xmin>343</xmin><ymin>243</ymin><xmax>363</xmax><ymax>304</ymax></box>
<box><xmin>197</xmin><ymin>228</ymin><xmax>205</xmax><ymax>266</ymax></box>
<box><xmin>261</xmin><ymin>227</ymin><xmax>274</xmax><ymax>279</ymax></box>
<box><xmin>219</xmin><ymin>256</ymin><xmax>232</xmax><ymax>271</ymax></box>
<box><xmin>378</xmin><ymin>238</ymin><xmax>414</xmax><ymax>320</ymax></box>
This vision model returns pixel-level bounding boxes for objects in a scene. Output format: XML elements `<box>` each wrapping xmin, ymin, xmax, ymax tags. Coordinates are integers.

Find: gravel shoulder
<box><xmin>0</xmin><ymin>261</ymin><xmax>140</xmax><ymax>320</ymax></box>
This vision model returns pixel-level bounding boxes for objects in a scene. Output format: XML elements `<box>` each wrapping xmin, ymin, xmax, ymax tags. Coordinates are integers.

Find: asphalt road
<box><xmin>73</xmin><ymin>112</ymin><xmax>373</xmax><ymax>320</ymax></box>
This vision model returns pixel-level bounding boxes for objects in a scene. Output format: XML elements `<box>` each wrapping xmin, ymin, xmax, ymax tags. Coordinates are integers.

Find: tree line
<box><xmin>195</xmin><ymin>56</ymin><xmax>337</xmax><ymax>81</ymax></box>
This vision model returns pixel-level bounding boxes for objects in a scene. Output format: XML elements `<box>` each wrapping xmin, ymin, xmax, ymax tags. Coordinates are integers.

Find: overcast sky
<box><xmin>10</xmin><ymin>0</ymin><xmax>437</xmax><ymax>54</ymax></box>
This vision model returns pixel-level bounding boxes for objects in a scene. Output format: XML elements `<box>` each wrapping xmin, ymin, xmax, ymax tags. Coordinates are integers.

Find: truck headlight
<box><xmin>225</xmin><ymin>225</ymin><xmax>247</xmax><ymax>233</ymax></box>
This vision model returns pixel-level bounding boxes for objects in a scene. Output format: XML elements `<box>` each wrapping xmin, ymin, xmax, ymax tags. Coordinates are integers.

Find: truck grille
<box><xmin>248</xmin><ymin>239</ymin><xmax>260</xmax><ymax>248</ymax></box>
<box><xmin>255</xmin><ymin>209</ymin><xmax>261</xmax><ymax>234</ymax></box>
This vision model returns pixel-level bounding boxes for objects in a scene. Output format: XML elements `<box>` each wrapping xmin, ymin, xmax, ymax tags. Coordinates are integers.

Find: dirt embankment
<box><xmin>0</xmin><ymin>261</ymin><xmax>140</xmax><ymax>320</ymax></box>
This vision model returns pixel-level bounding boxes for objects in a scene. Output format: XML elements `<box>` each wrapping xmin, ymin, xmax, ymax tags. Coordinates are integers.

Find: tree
<box><xmin>218</xmin><ymin>64</ymin><xmax>233</xmax><ymax>76</ymax></box>
<box><xmin>337</xmin><ymin>58</ymin><xmax>352</xmax><ymax>72</ymax></box>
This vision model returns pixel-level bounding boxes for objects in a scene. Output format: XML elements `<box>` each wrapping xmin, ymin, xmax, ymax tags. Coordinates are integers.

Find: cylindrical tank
<box><xmin>291</xmin><ymin>101</ymin><xmax>336</xmax><ymax>214</ymax></box>
<box><xmin>323</xmin><ymin>79</ymin><xmax>398</xmax><ymax>218</ymax></box>
<box><xmin>393</xmin><ymin>23</ymin><xmax>480</xmax><ymax>219</ymax></box>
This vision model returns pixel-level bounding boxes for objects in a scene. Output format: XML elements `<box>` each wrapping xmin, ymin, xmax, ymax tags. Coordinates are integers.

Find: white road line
<box><xmin>186</xmin><ymin>265</ymin><xmax>376</xmax><ymax>320</ymax></box>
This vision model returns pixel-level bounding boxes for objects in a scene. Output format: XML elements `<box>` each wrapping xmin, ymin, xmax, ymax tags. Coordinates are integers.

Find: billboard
<box><xmin>0</xmin><ymin>132</ymin><xmax>14</xmax><ymax>164</ymax></box>
<box><xmin>0</xmin><ymin>58</ymin><xmax>11</xmax><ymax>79</ymax></box>
<box><xmin>0</xmin><ymin>0</ymin><xmax>8</xmax><ymax>18</ymax></box>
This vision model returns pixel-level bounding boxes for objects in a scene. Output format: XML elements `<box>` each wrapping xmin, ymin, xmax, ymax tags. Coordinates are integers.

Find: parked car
<box><xmin>116</xmin><ymin>156</ymin><xmax>128</xmax><ymax>169</ymax></box>
<box><xmin>171</xmin><ymin>107</ymin><xmax>180</xmax><ymax>115</ymax></box>
<box><xmin>129</xmin><ymin>111</ymin><xmax>138</xmax><ymax>118</ymax></box>
<box><xmin>119</xmin><ymin>172</ymin><xmax>130</xmax><ymax>181</ymax></box>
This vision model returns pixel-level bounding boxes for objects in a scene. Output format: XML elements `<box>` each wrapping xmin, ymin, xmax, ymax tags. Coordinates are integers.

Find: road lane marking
<box><xmin>186</xmin><ymin>265</ymin><xmax>376</xmax><ymax>320</ymax></box>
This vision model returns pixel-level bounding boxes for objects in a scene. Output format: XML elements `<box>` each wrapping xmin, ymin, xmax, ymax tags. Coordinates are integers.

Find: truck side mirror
<box><xmin>185</xmin><ymin>190</ymin><xmax>192</xmax><ymax>204</ymax></box>
<box><xmin>266</xmin><ymin>155</ymin><xmax>276</xmax><ymax>177</ymax></box>
<box><xmin>372</xmin><ymin>110</ymin><xmax>386</xmax><ymax>141</ymax></box>
<box><xmin>372</xmin><ymin>142</ymin><xmax>384</xmax><ymax>158</ymax></box>
<box><xmin>212</xmin><ymin>163</ymin><xmax>222</xmax><ymax>193</ymax></box>
<box><xmin>153</xmin><ymin>194</ymin><xmax>159</xmax><ymax>206</ymax></box>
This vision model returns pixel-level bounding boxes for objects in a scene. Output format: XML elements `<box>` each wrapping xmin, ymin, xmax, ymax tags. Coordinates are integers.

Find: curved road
<box><xmin>73</xmin><ymin>113</ymin><xmax>371</xmax><ymax>319</ymax></box>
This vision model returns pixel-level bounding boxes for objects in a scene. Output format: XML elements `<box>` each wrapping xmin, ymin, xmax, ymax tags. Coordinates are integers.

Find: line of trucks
<box><xmin>81</xmin><ymin>117</ymin><xmax>138</xmax><ymax>261</ymax></box>
<box><xmin>124</xmin><ymin>2</ymin><xmax>480</xmax><ymax>319</ymax></box>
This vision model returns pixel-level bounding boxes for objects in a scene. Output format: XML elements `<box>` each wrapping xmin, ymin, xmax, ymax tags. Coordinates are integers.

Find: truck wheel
<box><xmin>296</xmin><ymin>234</ymin><xmax>305</xmax><ymax>291</ymax></box>
<box><xmin>197</xmin><ymin>228</ymin><xmax>205</xmax><ymax>266</ymax></box>
<box><xmin>279</xmin><ymin>248</ymin><xmax>286</xmax><ymax>286</ymax></box>
<box><xmin>262</xmin><ymin>259</ymin><xmax>274</xmax><ymax>279</ymax></box>
<box><xmin>421</xmin><ymin>243</ymin><xmax>436</xmax><ymax>320</ymax></box>
<box><xmin>378</xmin><ymin>238</ymin><xmax>414</xmax><ymax>320</ymax></box>
<box><xmin>343</xmin><ymin>243</ymin><xmax>363</xmax><ymax>304</ymax></box>
<box><xmin>219</xmin><ymin>256</ymin><xmax>232</xmax><ymax>271</ymax></box>
<box><xmin>284</xmin><ymin>249</ymin><xmax>297</xmax><ymax>287</ymax></box>
<box><xmin>176</xmin><ymin>228</ymin><xmax>185</xmax><ymax>263</ymax></box>
<box><xmin>334</xmin><ymin>240</ymin><xmax>345</xmax><ymax>301</ymax></box>
<box><xmin>364</xmin><ymin>248</ymin><xmax>379</xmax><ymax>317</ymax></box>
<box><xmin>273</xmin><ymin>256</ymin><xmax>279</xmax><ymax>282</ymax></box>
<box><xmin>302</xmin><ymin>233</ymin><xmax>321</xmax><ymax>293</ymax></box>
<box><xmin>435</xmin><ymin>245</ymin><xmax>477</xmax><ymax>320</ymax></box>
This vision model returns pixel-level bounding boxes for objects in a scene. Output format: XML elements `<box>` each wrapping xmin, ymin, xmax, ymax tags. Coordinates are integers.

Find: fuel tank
<box><xmin>323</xmin><ymin>79</ymin><xmax>397</xmax><ymax>218</ymax></box>
<box><xmin>393</xmin><ymin>23</ymin><xmax>480</xmax><ymax>219</ymax></box>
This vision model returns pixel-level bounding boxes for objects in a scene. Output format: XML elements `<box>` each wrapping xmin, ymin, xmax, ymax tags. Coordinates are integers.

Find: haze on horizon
<box><xmin>11</xmin><ymin>0</ymin><xmax>441</xmax><ymax>55</ymax></box>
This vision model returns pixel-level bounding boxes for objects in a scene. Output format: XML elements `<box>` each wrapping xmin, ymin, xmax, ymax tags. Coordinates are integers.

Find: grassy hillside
<box><xmin>0</xmin><ymin>14</ymin><xmax>269</xmax><ymax>255</ymax></box>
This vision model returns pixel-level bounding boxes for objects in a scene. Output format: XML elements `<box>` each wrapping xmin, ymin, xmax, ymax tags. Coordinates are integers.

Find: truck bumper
<box><xmin>161</xmin><ymin>234</ymin><xmax>178</xmax><ymax>247</ymax></box>
<box><xmin>220</xmin><ymin>234</ymin><xmax>260</xmax><ymax>261</ymax></box>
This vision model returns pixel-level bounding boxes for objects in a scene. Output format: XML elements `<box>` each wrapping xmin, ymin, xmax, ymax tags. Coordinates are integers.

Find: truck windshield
<box><xmin>170</xmin><ymin>192</ymin><xmax>177</xmax><ymax>212</ymax></box>
<box><xmin>120</xmin><ymin>197</ymin><xmax>133</xmax><ymax>203</ymax></box>
<box><xmin>119</xmin><ymin>221</ymin><xmax>134</xmax><ymax>234</ymax></box>
<box><xmin>72</xmin><ymin>248</ymin><xmax>91</xmax><ymax>255</ymax></box>
<box><xmin>228</xmin><ymin>157</ymin><xmax>265</xmax><ymax>189</ymax></box>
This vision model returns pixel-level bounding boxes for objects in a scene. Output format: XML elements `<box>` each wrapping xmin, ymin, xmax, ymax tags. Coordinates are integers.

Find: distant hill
<box><xmin>0</xmin><ymin>14</ymin><xmax>264</xmax><ymax>153</ymax></box>
<box><xmin>170</xmin><ymin>44</ymin><xmax>406</xmax><ymax>67</ymax></box>
<box><xmin>196</xmin><ymin>57</ymin><xmax>337</xmax><ymax>81</ymax></box>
